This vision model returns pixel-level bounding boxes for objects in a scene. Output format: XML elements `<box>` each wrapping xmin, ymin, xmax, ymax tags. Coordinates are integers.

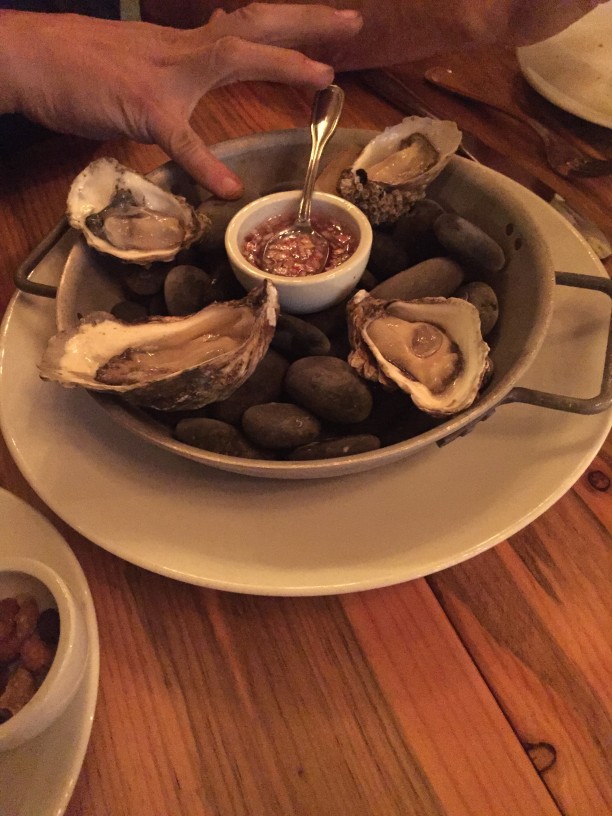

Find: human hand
<box><xmin>1</xmin><ymin>4</ymin><xmax>362</xmax><ymax>197</ymax></box>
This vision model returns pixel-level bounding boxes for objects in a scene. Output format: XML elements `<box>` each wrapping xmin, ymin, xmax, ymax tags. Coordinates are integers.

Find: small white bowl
<box><xmin>0</xmin><ymin>556</ymin><xmax>88</xmax><ymax>751</ymax></box>
<box><xmin>225</xmin><ymin>190</ymin><xmax>373</xmax><ymax>314</ymax></box>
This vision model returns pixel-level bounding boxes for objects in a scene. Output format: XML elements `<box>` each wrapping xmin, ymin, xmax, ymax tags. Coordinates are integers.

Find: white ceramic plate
<box><xmin>0</xmin><ymin>489</ymin><xmax>99</xmax><ymax>816</ymax></box>
<box><xmin>0</xmin><ymin>182</ymin><xmax>610</xmax><ymax>596</ymax></box>
<box><xmin>517</xmin><ymin>2</ymin><xmax>612</xmax><ymax>128</ymax></box>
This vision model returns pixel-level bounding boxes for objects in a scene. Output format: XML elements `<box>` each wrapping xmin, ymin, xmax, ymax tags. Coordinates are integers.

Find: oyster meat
<box><xmin>67</xmin><ymin>158</ymin><xmax>210</xmax><ymax>264</ymax></box>
<box><xmin>347</xmin><ymin>290</ymin><xmax>490</xmax><ymax>416</ymax></box>
<box><xmin>338</xmin><ymin>117</ymin><xmax>462</xmax><ymax>225</ymax></box>
<box><xmin>39</xmin><ymin>281</ymin><xmax>279</xmax><ymax>411</ymax></box>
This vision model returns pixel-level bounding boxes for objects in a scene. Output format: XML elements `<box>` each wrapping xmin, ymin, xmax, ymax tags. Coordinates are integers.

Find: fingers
<box><xmin>152</xmin><ymin>113</ymin><xmax>244</xmax><ymax>199</ymax></box>
<box><xmin>208</xmin><ymin>8</ymin><xmax>227</xmax><ymax>24</ymax></box>
<box><xmin>199</xmin><ymin>3</ymin><xmax>363</xmax><ymax>50</ymax></box>
<box><xmin>142</xmin><ymin>5</ymin><xmax>364</xmax><ymax>197</ymax></box>
<box><xmin>190</xmin><ymin>36</ymin><xmax>334</xmax><ymax>90</ymax></box>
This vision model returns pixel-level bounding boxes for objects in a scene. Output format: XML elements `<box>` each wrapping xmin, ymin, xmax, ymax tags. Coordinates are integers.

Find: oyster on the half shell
<box><xmin>338</xmin><ymin>117</ymin><xmax>462</xmax><ymax>225</ymax></box>
<box><xmin>67</xmin><ymin>158</ymin><xmax>210</xmax><ymax>264</ymax></box>
<box><xmin>347</xmin><ymin>290</ymin><xmax>490</xmax><ymax>416</ymax></box>
<box><xmin>39</xmin><ymin>281</ymin><xmax>279</xmax><ymax>411</ymax></box>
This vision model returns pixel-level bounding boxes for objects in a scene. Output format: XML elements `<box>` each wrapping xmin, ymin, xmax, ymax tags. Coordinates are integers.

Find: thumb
<box><xmin>153</xmin><ymin>116</ymin><xmax>244</xmax><ymax>199</ymax></box>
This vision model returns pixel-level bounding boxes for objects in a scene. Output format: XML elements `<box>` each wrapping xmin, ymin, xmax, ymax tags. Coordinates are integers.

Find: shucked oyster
<box><xmin>347</xmin><ymin>290</ymin><xmax>490</xmax><ymax>416</ymax></box>
<box><xmin>67</xmin><ymin>158</ymin><xmax>210</xmax><ymax>264</ymax></box>
<box><xmin>338</xmin><ymin>117</ymin><xmax>462</xmax><ymax>225</ymax></box>
<box><xmin>39</xmin><ymin>281</ymin><xmax>279</xmax><ymax>411</ymax></box>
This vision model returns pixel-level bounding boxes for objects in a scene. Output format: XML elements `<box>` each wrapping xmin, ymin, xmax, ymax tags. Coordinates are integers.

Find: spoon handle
<box><xmin>425</xmin><ymin>67</ymin><xmax>536</xmax><ymax>129</ymax></box>
<box><xmin>297</xmin><ymin>84</ymin><xmax>345</xmax><ymax>226</ymax></box>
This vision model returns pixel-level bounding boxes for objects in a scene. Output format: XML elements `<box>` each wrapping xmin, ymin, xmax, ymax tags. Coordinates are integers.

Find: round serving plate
<box><xmin>0</xmin><ymin>182</ymin><xmax>609</xmax><ymax>595</ymax></box>
<box><xmin>516</xmin><ymin>1</ymin><xmax>612</xmax><ymax>128</ymax></box>
<box><xmin>56</xmin><ymin>128</ymin><xmax>555</xmax><ymax>478</ymax></box>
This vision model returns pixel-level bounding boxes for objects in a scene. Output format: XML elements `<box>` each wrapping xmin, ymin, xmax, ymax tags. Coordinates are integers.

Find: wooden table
<box><xmin>0</xmin><ymin>48</ymin><xmax>610</xmax><ymax>816</ymax></box>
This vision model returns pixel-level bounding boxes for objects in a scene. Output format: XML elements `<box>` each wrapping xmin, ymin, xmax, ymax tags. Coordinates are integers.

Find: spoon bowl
<box><xmin>261</xmin><ymin>84</ymin><xmax>345</xmax><ymax>275</ymax></box>
<box><xmin>261</xmin><ymin>222</ymin><xmax>330</xmax><ymax>276</ymax></box>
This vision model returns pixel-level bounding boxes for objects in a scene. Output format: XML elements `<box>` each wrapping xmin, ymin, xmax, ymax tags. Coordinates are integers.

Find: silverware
<box><xmin>424</xmin><ymin>66</ymin><xmax>612</xmax><ymax>179</ymax></box>
<box><xmin>262</xmin><ymin>84</ymin><xmax>345</xmax><ymax>274</ymax></box>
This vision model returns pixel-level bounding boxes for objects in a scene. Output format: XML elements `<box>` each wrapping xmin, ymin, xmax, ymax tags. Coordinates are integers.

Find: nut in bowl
<box><xmin>0</xmin><ymin>557</ymin><xmax>88</xmax><ymax>751</ymax></box>
<box><xmin>225</xmin><ymin>190</ymin><xmax>373</xmax><ymax>315</ymax></box>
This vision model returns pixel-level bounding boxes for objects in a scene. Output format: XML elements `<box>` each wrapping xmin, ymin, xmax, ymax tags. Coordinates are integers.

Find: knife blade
<box><xmin>359</xmin><ymin>69</ymin><xmax>611</xmax><ymax>259</ymax></box>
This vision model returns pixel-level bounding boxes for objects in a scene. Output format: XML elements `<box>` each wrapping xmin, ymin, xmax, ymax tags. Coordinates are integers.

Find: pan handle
<box><xmin>13</xmin><ymin>217</ymin><xmax>69</xmax><ymax>299</ymax></box>
<box><xmin>504</xmin><ymin>272</ymin><xmax>612</xmax><ymax>415</ymax></box>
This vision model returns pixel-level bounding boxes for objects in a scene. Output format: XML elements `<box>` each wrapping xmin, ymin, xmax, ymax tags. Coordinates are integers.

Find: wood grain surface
<box><xmin>361</xmin><ymin>47</ymin><xmax>612</xmax><ymax>236</ymax></box>
<box><xmin>0</xmin><ymin>47</ymin><xmax>610</xmax><ymax>816</ymax></box>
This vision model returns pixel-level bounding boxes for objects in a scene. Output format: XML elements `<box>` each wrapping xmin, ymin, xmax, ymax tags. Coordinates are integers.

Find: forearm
<box><xmin>0</xmin><ymin>11</ymin><xmax>25</xmax><ymax>115</ymax></box>
<box><xmin>141</xmin><ymin>0</ymin><xmax>604</xmax><ymax>69</ymax></box>
<box><xmin>0</xmin><ymin>11</ymin><xmax>147</xmax><ymax>130</ymax></box>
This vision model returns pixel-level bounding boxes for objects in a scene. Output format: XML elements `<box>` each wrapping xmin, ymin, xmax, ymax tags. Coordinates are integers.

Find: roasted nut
<box><xmin>0</xmin><ymin>595</ymin><xmax>59</xmax><ymax>723</ymax></box>
<box><xmin>0</xmin><ymin>634</ymin><xmax>22</xmax><ymax>665</ymax></box>
<box><xmin>0</xmin><ymin>597</ymin><xmax>19</xmax><ymax>642</ymax></box>
<box><xmin>20</xmin><ymin>633</ymin><xmax>55</xmax><ymax>675</ymax></box>
<box><xmin>14</xmin><ymin>595</ymin><xmax>39</xmax><ymax>641</ymax></box>
<box><xmin>0</xmin><ymin>666</ymin><xmax>36</xmax><ymax>717</ymax></box>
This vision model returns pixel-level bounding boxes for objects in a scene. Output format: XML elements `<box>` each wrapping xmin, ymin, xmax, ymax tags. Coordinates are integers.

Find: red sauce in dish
<box><xmin>242</xmin><ymin>214</ymin><xmax>357</xmax><ymax>277</ymax></box>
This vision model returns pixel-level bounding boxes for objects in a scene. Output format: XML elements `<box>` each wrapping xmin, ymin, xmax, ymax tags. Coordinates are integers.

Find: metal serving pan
<box><xmin>15</xmin><ymin>129</ymin><xmax>612</xmax><ymax>479</ymax></box>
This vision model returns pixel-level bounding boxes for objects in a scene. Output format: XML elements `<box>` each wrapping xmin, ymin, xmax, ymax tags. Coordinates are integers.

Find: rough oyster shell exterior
<box><xmin>67</xmin><ymin>158</ymin><xmax>210</xmax><ymax>265</ymax></box>
<box><xmin>338</xmin><ymin>117</ymin><xmax>462</xmax><ymax>225</ymax></box>
<box><xmin>347</xmin><ymin>289</ymin><xmax>489</xmax><ymax>416</ymax></box>
<box><xmin>39</xmin><ymin>281</ymin><xmax>279</xmax><ymax>411</ymax></box>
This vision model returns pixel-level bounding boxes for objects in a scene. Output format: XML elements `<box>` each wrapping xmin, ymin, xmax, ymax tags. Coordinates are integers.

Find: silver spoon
<box><xmin>262</xmin><ymin>84</ymin><xmax>345</xmax><ymax>275</ymax></box>
<box><xmin>424</xmin><ymin>66</ymin><xmax>612</xmax><ymax>178</ymax></box>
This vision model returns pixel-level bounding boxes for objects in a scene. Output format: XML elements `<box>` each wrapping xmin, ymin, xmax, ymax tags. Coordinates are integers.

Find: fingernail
<box><xmin>313</xmin><ymin>63</ymin><xmax>335</xmax><ymax>87</ymax></box>
<box><xmin>334</xmin><ymin>9</ymin><xmax>361</xmax><ymax>20</ymax></box>
<box><xmin>219</xmin><ymin>176</ymin><xmax>243</xmax><ymax>199</ymax></box>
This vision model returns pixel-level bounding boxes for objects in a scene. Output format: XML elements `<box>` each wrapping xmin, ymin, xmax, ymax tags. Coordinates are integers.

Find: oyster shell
<box><xmin>67</xmin><ymin>158</ymin><xmax>210</xmax><ymax>264</ymax></box>
<box><xmin>347</xmin><ymin>290</ymin><xmax>489</xmax><ymax>416</ymax></box>
<box><xmin>39</xmin><ymin>281</ymin><xmax>279</xmax><ymax>411</ymax></box>
<box><xmin>338</xmin><ymin>117</ymin><xmax>462</xmax><ymax>225</ymax></box>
